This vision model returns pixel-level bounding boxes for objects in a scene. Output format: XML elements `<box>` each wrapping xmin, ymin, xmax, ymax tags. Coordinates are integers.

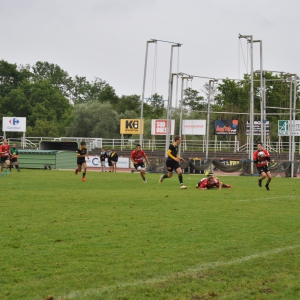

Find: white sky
<box><xmin>1</xmin><ymin>0</ymin><xmax>299</xmax><ymax>101</ymax></box>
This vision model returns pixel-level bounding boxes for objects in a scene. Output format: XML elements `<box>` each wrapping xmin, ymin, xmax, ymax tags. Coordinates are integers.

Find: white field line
<box><xmin>56</xmin><ymin>244</ymin><xmax>300</xmax><ymax>300</ymax></box>
<box><xmin>237</xmin><ymin>195</ymin><xmax>298</xmax><ymax>202</ymax></box>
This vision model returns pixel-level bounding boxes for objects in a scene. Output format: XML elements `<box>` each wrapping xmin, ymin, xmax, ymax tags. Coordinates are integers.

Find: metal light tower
<box><xmin>139</xmin><ymin>39</ymin><xmax>182</xmax><ymax>151</ymax></box>
<box><xmin>206</xmin><ymin>79</ymin><xmax>216</xmax><ymax>160</ymax></box>
<box><xmin>165</xmin><ymin>43</ymin><xmax>182</xmax><ymax>157</ymax></box>
<box><xmin>239</xmin><ymin>34</ymin><xmax>254</xmax><ymax>173</ymax></box>
<box><xmin>291</xmin><ymin>75</ymin><xmax>298</xmax><ymax>177</ymax></box>
<box><xmin>253</xmin><ymin>39</ymin><xmax>263</xmax><ymax>143</ymax></box>
<box><xmin>178</xmin><ymin>74</ymin><xmax>190</xmax><ymax>156</ymax></box>
<box><xmin>139</xmin><ymin>40</ymin><xmax>156</xmax><ymax>146</ymax></box>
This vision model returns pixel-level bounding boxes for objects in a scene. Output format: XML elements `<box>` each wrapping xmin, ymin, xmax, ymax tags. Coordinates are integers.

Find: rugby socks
<box><xmin>178</xmin><ymin>174</ymin><xmax>183</xmax><ymax>184</ymax></box>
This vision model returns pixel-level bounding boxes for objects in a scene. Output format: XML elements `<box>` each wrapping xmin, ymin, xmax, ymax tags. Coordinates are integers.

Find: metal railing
<box><xmin>6</xmin><ymin>136</ymin><xmax>299</xmax><ymax>154</ymax></box>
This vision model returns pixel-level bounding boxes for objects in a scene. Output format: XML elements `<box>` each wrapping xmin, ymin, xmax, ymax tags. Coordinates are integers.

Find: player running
<box><xmin>159</xmin><ymin>135</ymin><xmax>187</xmax><ymax>189</ymax></box>
<box><xmin>75</xmin><ymin>141</ymin><xmax>89</xmax><ymax>182</ymax></box>
<box><xmin>253</xmin><ymin>141</ymin><xmax>272</xmax><ymax>190</ymax></box>
<box><xmin>9</xmin><ymin>143</ymin><xmax>21</xmax><ymax>172</ymax></box>
<box><xmin>0</xmin><ymin>139</ymin><xmax>11</xmax><ymax>176</ymax></box>
<box><xmin>130</xmin><ymin>144</ymin><xmax>150</xmax><ymax>183</ymax></box>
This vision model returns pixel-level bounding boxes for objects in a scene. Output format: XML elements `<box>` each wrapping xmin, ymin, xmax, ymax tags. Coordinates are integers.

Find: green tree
<box><xmin>117</xmin><ymin>94</ymin><xmax>140</xmax><ymax>114</ymax></box>
<box><xmin>97</xmin><ymin>84</ymin><xmax>119</xmax><ymax>106</ymax></box>
<box><xmin>0</xmin><ymin>61</ymin><xmax>72</xmax><ymax>136</ymax></box>
<box><xmin>66</xmin><ymin>102</ymin><xmax>120</xmax><ymax>138</ymax></box>
<box><xmin>146</xmin><ymin>93</ymin><xmax>165</xmax><ymax>119</ymax></box>
<box><xmin>183</xmin><ymin>87</ymin><xmax>205</xmax><ymax>112</ymax></box>
<box><xmin>31</xmin><ymin>62</ymin><xmax>116</xmax><ymax>106</ymax></box>
<box><xmin>0</xmin><ymin>60</ymin><xmax>31</xmax><ymax>97</ymax></box>
<box><xmin>68</xmin><ymin>75</ymin><xmax>92</xmax><ymax>105</ymax></box>
<box><xmin>31</xmin><ymin>61</ymin><xmax>72</xmax><ymax>97</ymax></box>
<box><xmin>26</xmin><ymin>80</ymin><xmax>71</xmax><ymax>127</ymax></box>
<box><xmin>26</xmin><ymin>119</ymin><xmax>59</xmax><ymax>137</ymax></box>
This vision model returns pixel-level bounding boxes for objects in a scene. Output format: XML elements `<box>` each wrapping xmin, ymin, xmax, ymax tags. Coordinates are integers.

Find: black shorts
<box><xmin>77</xmin><ymin>158</ymin><xmax>86</xmax><ymax>166</ymax></box>
<box><xmin>10</xmin><ymin>157</ymin><xmax>18</xmax><ymax>163</ymax></box>
<box><xmin>134</xmin><ymin>162</ymin><xmax>145</xmax><ymax>170</ymax></box>
<box><xmin>257</xmin><ymin>165</ymin><xmax>270</xmax><ymax>175</ymax></box>
<box><xmin>166</xmin><ymin>159</ymin><xmax>180</xmax><ymax>172</ymax></box>
<box><xmin>1</xmin><ymin>156</ymin><xmax>9</xmax><ymax>163</ymax></box>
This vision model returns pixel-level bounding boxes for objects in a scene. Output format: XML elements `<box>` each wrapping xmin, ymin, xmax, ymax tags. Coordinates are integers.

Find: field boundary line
<box><xmin>56</xmin><ymin>244</ymin><xmax>300</xmax><ymax>300</ymax></box>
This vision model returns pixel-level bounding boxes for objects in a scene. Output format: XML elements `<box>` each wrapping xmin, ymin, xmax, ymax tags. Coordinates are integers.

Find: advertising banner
<box><xmin>182</xmin><ymin>120</ymin><xmax>206</xmax><ymax>135</ymax></box>
<box><xmin>214</xmin><ymin>120</ymin><xmax>238</xmax><ymax>135</ymax></box>
<box><xmin>120</xmin><ymin>119</ymin><xmax>143</xmax><ymax>134</ymax></box>
<box><xmin>2</xmin><ymin>117</ymin><xmax>26</xmax><ymax>132</ymax></box>
<box><xmin>246</xmin><ymin>120</ymin><xmax>270</xmax><ymax>136</ymax></box>
<box><xmin>86</xmin><ymin>156</ymin><xmax>129</xmax><ymax>168</ymax></box>
<box><xmin>278</xmin><ymin>120</ymin><xmax>300</xmax><ymax>136</ymax></box>
<box><xmin>151</xmin><ymin>119</ymin><xmax>175</xmax><ymax>135</ymax></box>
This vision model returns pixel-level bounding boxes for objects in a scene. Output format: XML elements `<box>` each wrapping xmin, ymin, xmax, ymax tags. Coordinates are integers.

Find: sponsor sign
<box><xmin>182</xmin><ymin>120</ymin><xmax>206</xmax><ymax>135</ymax></box>
<box><xmin>151</xmin><ymin>119</ymin><xmax>175</xmax><ymax>135</ymax></box>
<box><xmin>86</xmin><ymin>156</ymin><xmax>129</xmax><ymax>168</ymax></box>
<box><xmin>278</xmin><ymin>120</ymin><xmax>300</xmax><ymax>136</ymax></box>
<box><xmin>120</xmin><ymin>119</ymin><xmax>143</xmax><ymax>134</ymax></box>
<box><xmin>246</xmin><ymin>120</ymin><xmax>270</xmax><ymax>136</ymax></box>
<box><xmin>2</xmin><ymin>117</ymin><xmax>27</xmax><ymax>132</ymax></box>
<box><xmin>214</xmin><ymin>120</ymin><xmax>238</xmax><ymax>135</ymax></box>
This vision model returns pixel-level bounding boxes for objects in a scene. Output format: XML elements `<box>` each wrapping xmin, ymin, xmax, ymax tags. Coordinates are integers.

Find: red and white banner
<box><xmin>182</xmin><ymin>120</ymin><xmax>206</xmax><ymax>135</ymax></box>
<box><xmin>151</xmin><ymin>119</ymin><xmax>175</xmax><ymax>135</ymax></box>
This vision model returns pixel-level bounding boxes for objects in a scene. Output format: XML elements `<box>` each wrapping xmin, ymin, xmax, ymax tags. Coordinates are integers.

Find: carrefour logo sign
<box><xmin>2</xmin><ymin>117</ymin><xmax>27</xmax><ymax>132</ymax></box>
<box><xmin>9</xmin><ymin>118</ymin><xmax>20</xmax><ymax>125</ymax></box>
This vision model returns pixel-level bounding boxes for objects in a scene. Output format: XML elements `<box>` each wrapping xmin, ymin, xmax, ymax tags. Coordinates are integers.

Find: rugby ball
<box><xmin>258</xmin><ymin>151</ymin><xmax>265</xmax><ymax>157</ymax></box>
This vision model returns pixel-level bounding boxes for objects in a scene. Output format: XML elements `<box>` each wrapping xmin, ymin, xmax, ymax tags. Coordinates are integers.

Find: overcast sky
<box><xmin>1</xmin><ymin>0</ymin><xmax>299</xmax><ymax>102</ymax></box>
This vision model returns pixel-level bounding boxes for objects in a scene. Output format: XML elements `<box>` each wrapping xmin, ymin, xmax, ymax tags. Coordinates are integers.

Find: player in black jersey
<box><xmin>159</xmin><ymin>135</ymin><xmax>187</xmax><ymax>189</ymax></box>
<box><xmin>75</xmin><ymin>141</ymin><xmax>89</xmax><ymax>182</ymax></box>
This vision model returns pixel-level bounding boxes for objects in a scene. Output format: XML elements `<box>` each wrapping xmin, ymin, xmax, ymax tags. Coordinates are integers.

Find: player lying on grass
<box><xmin>195</xmin><ymin>175</ymin><xmax>231</xmax><ymax>190</ymax></box>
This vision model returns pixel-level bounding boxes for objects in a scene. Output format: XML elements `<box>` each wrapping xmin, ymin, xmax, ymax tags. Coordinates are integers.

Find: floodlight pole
<box><xmin>178</xmin><ymin>75</ymin><xmax>190</xmax><ymax>156</ymax></box>
<box><xmin>279</xmin><ymin>72</ymin><xmax>296</xmax><ymax>164</ymax></box>
<box><xmin>253</xmin><ymin>40</ymin><xmax>263</xmax><ymax>143</ymax></box>
<box><xmin>291</xmin><ymin>75</ymin><xmax>298</xmax><ymax>177</ymax></box>
<box><xmin>205</xmin><ymin>79</ymin><xmax>217</xmax><ymax>160</ymax></box>
<box><xmin>289</xmin><ymin>78</ymin><xmax>293</xmax><ymax>162</ymax></box>
<box><xmin>239</xmin><ymin>34</ymin><xmax>254</xmax><ymax>173</ymax></box>
<box><xmin>262</xmin><ymin>71</ymin><xmax>267</xmax><ymax>147</ymax></box>
<box><xmin>165</xmin><ymin>43</ymin><xmax>182</xmax><ymax>157</ymax></box>
<box><xmin>139</xmin><ymin>40</ymin><xmax>156</xmax><ymax>146</ymax></box>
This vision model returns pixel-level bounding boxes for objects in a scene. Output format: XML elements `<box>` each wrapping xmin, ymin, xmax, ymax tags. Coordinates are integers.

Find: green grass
<box><xmin>1</xmin><ymin>169</ymin><xmax>300</xmax><ymax>300</ymax></box>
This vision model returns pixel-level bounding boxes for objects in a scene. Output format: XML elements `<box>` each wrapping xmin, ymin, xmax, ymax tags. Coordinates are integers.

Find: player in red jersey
<box><xmin>253</xmin><ymin>141</ymin><xmax>272</xmax><ymax>190</ymax></box>
<box><xmin>207</xmin><ymin>176</ymin><xmax>231</xmax><ymax>190</ymax></box>
<box><xmin>0</xmin><ymin>139</ymin><xmax>11</xmax><ymax>175</ymax></box>
<box><xmin>197</xmin><ymin>177</ymin><xmax>210</xmax><ymax>190</ymax></box>
<box><xmin>130</xmin><ymin>144</ymin><xmax>150</xmax><ymax>183</ymax></box>
<box><xmin>195</xmin><ymin>175</ymin><xmax>231</xmax><ymax>190</ymax></box>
